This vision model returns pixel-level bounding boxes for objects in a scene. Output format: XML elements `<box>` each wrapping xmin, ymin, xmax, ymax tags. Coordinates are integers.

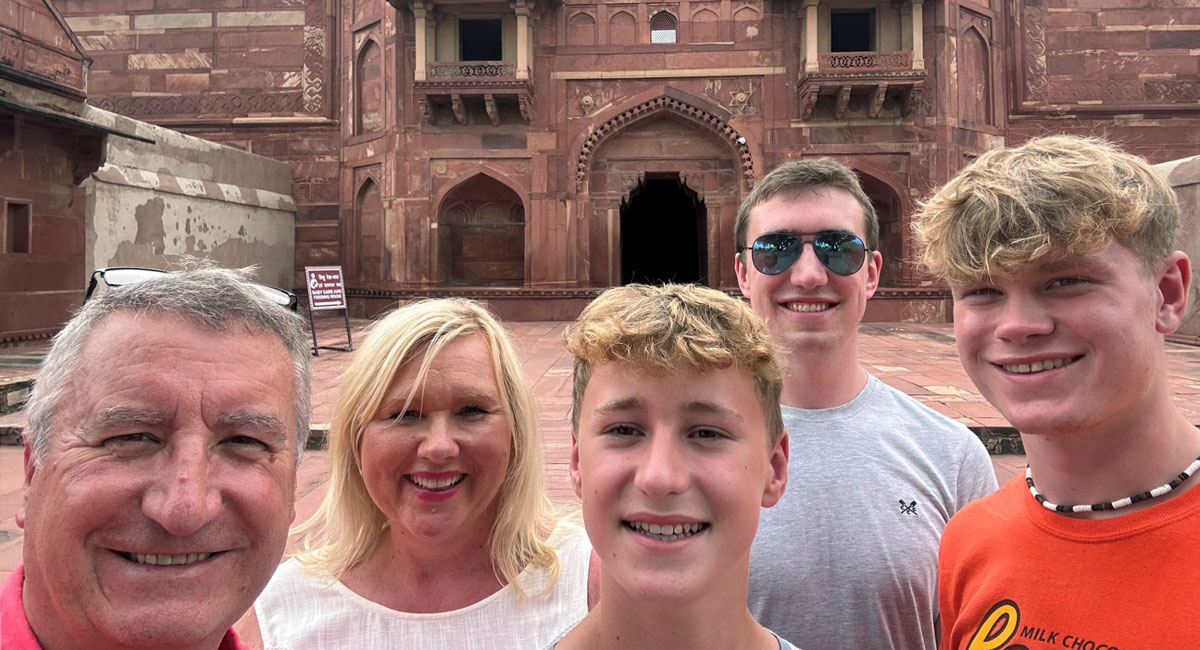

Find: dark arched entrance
<box><xmin>856</xmin><ymin>172</ymin><xmax>902</xmax><ymax>287</ymax></box>
<box><xmin>620</xmin><ymin>173</ymin><xmax>707</xmax><ymax>285</ymax></box>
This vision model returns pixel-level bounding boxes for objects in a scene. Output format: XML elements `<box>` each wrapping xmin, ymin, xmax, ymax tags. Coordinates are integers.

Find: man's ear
<box><xmin>864</xmin><ymin>249</ymin><xmax>883</xmax><ymax>299</ymax></box>
<box><xmin>1155</xmin><ymin>251</ymin><xmax>1191</xmax><ymax>335</ymax></box>
<box><xmin>735</xmin><ymin>252</ymin><xmax>751</xmax><ymax>299</ymax></box>
<box><xmin>762</xmin><ymin>430</ymin><xmax>789</xmax><ymax>508</ymax></box>
<box><xmin>17</xmin><ymin>443</ymin><xmax>35</xmax><ymax>529</ymax></box>
<box><xmin>569</xmin><ymin>433</ymin><xmax>583</xmax><ymax>499</ymax></box>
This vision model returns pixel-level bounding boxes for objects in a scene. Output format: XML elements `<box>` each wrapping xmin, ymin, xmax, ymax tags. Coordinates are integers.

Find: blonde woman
<box><xmin>240</xmin><ymin>299</ymin><xmax>595</xmax><ymax>649</ymax></box>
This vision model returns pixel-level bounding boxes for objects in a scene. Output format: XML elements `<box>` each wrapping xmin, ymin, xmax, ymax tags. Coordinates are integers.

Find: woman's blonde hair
<box><xmin>565</xmin><ymin>283</ymin><xmax>785</xmax><ymax>444</ymax></box>
<box><xmin>293</xmin><ymin>298</ymin><xmax>558</xmax><ymax>598</ymax></box>
<box><xmin>915</xmin><ymin>135</ymin><xmax>1179</xmax><ymax>285</ymax></box>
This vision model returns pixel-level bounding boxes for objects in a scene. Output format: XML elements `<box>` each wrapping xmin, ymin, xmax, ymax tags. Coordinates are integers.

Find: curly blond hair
<box><xmin>565</xmin><ymin>284</ymin><xmax>785</xmax><ymax>444</ymax></box>
<box><xmin>914</xmin><ymin>135</ymin><xmax>1179</xmax><ymax>285</ymax></box>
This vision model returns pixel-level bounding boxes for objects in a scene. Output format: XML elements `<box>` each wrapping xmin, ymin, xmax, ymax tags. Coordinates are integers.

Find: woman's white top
<box><xmin>255</xmin><ymin>524</ymin><xmax>591</xmax><ymax>650</ymax></box>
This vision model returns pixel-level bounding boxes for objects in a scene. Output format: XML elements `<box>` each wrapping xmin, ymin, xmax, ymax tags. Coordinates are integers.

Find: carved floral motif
<box><xmin>819</xmin><ymin>51</ymin><xmax>912</xmax><ymax>71</ymax></box>
<box><xmin>1022</xmin><ymin>3</ymin><xmax>1048</xmax><ymax>101</ymax></box>
<box><xmin>427</xmin><ymin>62</ymin><xmax>515</xmax><ymax>78</ymax></box>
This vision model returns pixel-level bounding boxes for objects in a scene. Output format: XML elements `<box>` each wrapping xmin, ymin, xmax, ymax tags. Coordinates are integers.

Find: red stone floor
<box><xmin>3</xmin><ymin>318</ymin><xmax>1198</xmax><ymax>583</ymax></box>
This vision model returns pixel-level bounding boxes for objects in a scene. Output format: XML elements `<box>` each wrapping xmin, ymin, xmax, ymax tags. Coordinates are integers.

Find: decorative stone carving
<box><xmin>819</xmin><ymin>51</ymin><xmax>912</xmax><ymax>71</ymax></box>
<box><xmin>95</xmin><ymin>93</ymin><xmax>305</xmax><ymax>116</ymax></box>
<box><xmin>1048</xmin><ymin>80</ymin><xmax>1142</xmax><ymax>103</ymax></box>
<box><xmin>571</xmin><ymin>82</ymin><xmax>619</xmax><ymax>117</ymax></box>
<box><xmin>1145</xmin><ymin>80</ymin><xmax>1200</xmax><ymax>103</ymax></box>
<box><xmin>302</xmin><ymin>0</ymin><xmax>328</xmax><ymax>115</ymax></box>
<box><xmin>703</xmin><ymin>78</ymin><xmax>757</xmax><ymax>116</ymax></box>
<box><xmin>428</xmin><ymin>62</ymin><xmax>516</xmax><ymax>78</ymax></box>
<box><xmin>1022</xmin><ymin>3</ymin><xmax>1047</xmax><ymax>102</ymax></box>
<box><xmin>575</xmin><ymin>95</ymin><xmax>754</xmax><ymax>190</ymax></box>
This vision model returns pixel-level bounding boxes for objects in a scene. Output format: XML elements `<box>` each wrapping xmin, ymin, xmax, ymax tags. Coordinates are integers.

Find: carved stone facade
<box><xmin>53</xmin><ymin>0</ymin><xmax>1200</xmax><ymax>320</ymax></box>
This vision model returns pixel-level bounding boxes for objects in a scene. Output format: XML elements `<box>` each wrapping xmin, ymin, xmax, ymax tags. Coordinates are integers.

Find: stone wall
<box><xmin>1157</xmin><ymin>155</ymin><xmax>1200</xmax><ymax>343</ymax></box>
<box><xmin>56</xmin><ymin>0</ymin><xmax>340</xmax><ymax>287</ymax></box>
<box><xmin>0</xmin><ymin>0</ymin><xmax>101</xmax><ymax>344</ymax></box>
<box><xmin>1006</xmin><ymin>0</ymin><xmax>1200</xmax><ymax>162</ymax></box>
<box><xmin>0</xmin><ymin>117</ymin><xmax>89</xmax><ymax>342</ymax></box>
<box><xmin>82</xmin><ymin>107</ymin><xmax>297</xmax><ymax>289</ymax></box>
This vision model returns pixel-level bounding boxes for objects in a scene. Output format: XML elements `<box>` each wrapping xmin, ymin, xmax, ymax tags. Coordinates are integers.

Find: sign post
<box><xmin>304</xmin><ymin>265</ymin><xmax>353</xmax><ymax>356</ymax></box>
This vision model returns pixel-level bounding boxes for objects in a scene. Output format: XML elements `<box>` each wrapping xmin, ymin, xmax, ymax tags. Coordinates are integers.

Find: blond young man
<box><xmin>736</xmin><ymin>159</ymin><xmax>996</xmax><ymax>650</ymax></box>
<box><xmin>916</xmin><ymin>135</ymin><xmax>1200</xmax><ymax>647</ymax></box>
<box><xmin>552</xmin><ymin>284</ymin><xmax>798</xmax><ymax>650</ymax></box>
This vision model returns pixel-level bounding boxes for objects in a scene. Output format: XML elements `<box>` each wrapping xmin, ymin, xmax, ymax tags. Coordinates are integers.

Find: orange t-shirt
<box><xmin>938</xmin><ymin>474</ymin><xmax>1200</xmax><ymax>649</ymax></box>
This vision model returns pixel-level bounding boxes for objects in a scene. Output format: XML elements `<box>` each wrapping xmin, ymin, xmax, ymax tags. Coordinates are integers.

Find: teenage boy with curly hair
<box><xmin>551</xmin><ymin>283</ymin><xmax>799</xmax><ymax>650</ymax></box>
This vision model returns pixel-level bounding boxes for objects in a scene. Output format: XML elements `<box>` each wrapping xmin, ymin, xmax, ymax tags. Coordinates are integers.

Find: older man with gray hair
<box><xmin>1</xmin><ymin>266</ymin><xmax>312</xmax><ymax>650</ymax></box>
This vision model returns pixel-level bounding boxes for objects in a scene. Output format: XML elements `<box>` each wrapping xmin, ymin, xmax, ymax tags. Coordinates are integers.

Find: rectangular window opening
<box><xmin>831</xmin><ymin>10</ymin><xmax>875</xmax><ymax>52</ymax></box>
<box><xmin>459</xmin><ymin>19</ymin><xmax>503</xmax><ymax>60</ymax></box>
<box><xmin>5</xmin><ymin>202</ymin><xmax>31</xmax><ymax>254</ymax></box>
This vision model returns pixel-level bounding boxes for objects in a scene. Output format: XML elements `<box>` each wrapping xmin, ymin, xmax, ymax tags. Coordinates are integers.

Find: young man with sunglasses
<box><xmin>916</xmin><ymin>136</ymin><xmax>1200</xmax><ymax>648</ymax></box>
<box><xmin>736</xmin><ymin>159</ymin><xmax>996</xmax><ymax>650</ymax></box>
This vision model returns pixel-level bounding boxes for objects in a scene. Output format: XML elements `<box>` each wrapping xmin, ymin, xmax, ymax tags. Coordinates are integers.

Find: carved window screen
<box><xmin>650</xmin><ymin>11</ymin><xmax>677</xmax><ymax>44</ymax></box>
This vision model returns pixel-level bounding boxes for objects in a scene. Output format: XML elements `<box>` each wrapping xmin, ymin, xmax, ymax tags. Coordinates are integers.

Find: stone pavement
<box><xmin>3</xmin><ymin>317</ymin><xmax>1200</xmax><ymax>584</ymax></box>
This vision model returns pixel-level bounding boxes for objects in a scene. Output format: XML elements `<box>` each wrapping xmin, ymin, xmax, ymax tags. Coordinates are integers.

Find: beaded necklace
<box><xmin>1026</xmin><ymin>454</ymin><xmax>1200</xmax><ymax>514</ymax></box>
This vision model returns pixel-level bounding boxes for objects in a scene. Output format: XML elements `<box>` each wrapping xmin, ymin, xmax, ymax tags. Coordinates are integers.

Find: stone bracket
<box><xmin>834</xmin><ymin>85</ymin><xmax>852</xmax><ymax>119</ymax></box>
<box><xmin>484</xmin><ymin>93</ymin><xmax>499</xmax><ymax>125</ymax></box>
<box><xmin>451</xmin><ymin>94</ymin><xmax>466</xmax><ymax>124</ymax></box>
<box><xmin>868</xmin><ymin>83</ymin><xmax>888</xmax><ymax>118</ymax></box>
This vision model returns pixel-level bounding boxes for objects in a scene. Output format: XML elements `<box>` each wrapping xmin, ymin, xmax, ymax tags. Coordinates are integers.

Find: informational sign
<box><xmin>304</xmin><ymin>266</ymin><xmax>347</xmax><ymax>311</ymax></box>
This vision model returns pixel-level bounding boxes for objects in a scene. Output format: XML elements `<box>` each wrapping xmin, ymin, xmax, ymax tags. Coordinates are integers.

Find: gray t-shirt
<box><xmin>748</xmin><ymin>374</ymin><xmax>997</xmax><ymax>650</ymax></box>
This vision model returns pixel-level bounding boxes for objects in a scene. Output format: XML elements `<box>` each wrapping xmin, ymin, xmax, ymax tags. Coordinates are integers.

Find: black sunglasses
<box><xmin>743</xmin><ymin>231</ymin><xmax>871</xmax><ymax>276</ymax></box>
<box><xmin>84</xmin><ymin>267</ymin><xmax>298</xmax><ymax>311</ymax></box>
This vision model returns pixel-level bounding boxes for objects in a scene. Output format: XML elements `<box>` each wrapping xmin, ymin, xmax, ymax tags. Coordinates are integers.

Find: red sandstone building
<box><xmin>0</xmin><ymin>0</ymin><xmax>124</xmax><ymax>342</ymax></box>
<box><xmin>41</xmin><ymin>0</ymin><xmax>1200</xmax><ymax>318</ymax></box>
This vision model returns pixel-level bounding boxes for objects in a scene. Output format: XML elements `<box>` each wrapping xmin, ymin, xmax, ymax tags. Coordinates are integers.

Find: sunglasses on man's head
<box><xmin>84</xmin><ymin>266</ymin><xmax>298</xmax><ymax>311</ymax></box>
<box><xmin>743</xmin><ymin>231</ymin><xmax>871</xmax><ymax>276</ymax></box>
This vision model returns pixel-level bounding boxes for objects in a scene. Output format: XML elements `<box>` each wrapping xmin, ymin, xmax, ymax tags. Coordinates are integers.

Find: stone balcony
<box><xmin>798</xmin><ymin>50</ymin><xmax>926</xmax><ymax>120</ymax></box>
<box><xmin>414</xmin><ymin>61</ymin><xmax>533</xmax><ymax>125</ymax></box>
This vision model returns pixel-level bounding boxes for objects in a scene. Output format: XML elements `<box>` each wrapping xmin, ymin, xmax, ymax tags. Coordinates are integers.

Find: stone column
<box><xmin>514</xmin><ymin>0</ymin><xmax>530</xmax><ymax>80</ymax></box>
<box><xmin>804</xmin><ymin>0</ymin><xmax>819</xmax><ymax>73</ymax></box>
<box><xmin>912</xmin><ymin>0</ymin><xmax>924</xmax><ymax>70</ymax></box>
<box><xmin>413</xmin><ymin>0</ymin><xmax>429</xmax><ymax>80</ymax></box>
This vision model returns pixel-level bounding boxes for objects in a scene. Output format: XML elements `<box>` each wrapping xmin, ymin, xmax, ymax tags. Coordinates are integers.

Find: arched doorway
<box><xmin>620</xmin><ymin>174</ymin><xmax>707</xmax><ymax>284</ymax></box>
<box><xmin>437</xmin><ymin>174</ymin><xmax>525</xmax><ymax>286</ymax></box>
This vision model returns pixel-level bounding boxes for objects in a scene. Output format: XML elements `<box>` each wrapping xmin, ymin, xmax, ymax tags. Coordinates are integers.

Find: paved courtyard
<box><xmin>3</xmin><ymin>317</ymin><xmax>1199</xmax><ymax>584</ymax></box>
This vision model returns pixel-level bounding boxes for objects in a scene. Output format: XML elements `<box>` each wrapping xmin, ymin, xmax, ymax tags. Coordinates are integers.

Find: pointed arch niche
<box><xmin>576</xmin><ymin>90</ymin><xmax>755</xmax><ymax>288</ymax></box>
<box><xmin>957</xmin><ymin>24</ymin><xmax>993</xmax><ymax>126</ymax></box>
<box><xmin>355</xmin><ymin>176</ymin><xmax>384</xmax><ymax>282</ymax></box>
<box><xmin>855</xmin><ymin>170</ymin><xmax>905</xmax><ymax>287</ymax></box>
<box><xmin>436</xmin><ymin>173</ymin><xmax>526</xmax><ymax>286</ymax></box>
<box><xmin>355</xmin><ymin>37</ymin><xmax>384</xmax><ymax>135</ymax></box>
